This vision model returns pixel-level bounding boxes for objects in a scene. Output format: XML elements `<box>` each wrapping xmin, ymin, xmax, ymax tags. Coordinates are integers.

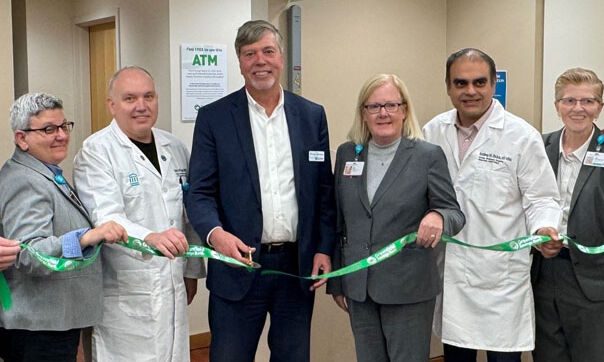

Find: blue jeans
<box><xmin>208</xmin><ymin>244</ymin><xmax>314</xmax><ymax>362</ymax></box>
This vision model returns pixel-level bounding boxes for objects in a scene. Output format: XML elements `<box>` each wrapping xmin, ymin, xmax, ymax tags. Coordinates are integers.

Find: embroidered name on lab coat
<box><xmin>478</xmin><ymin>152</ymin><xmax>512</xmax><ymax>165</ymax></box>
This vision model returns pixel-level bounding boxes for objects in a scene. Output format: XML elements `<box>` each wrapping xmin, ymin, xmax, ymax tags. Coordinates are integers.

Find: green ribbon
<box><xmin>261</xmin><ymin>233</ymin><xmax>604</xmax><ymax>280</ymax></box>
<box><xmin>0</xmin><ymin>273</ymin><xmax>10</xmax><ymax>310</ymax></box>
<box><xmin>118</xmin><ymin>237</ymin><xmax>254</xmax><ymax>269</ymax></box>
<box><xmin>2</xmin><ymin>233</ymin><xmax>604</xmax><ymax>310</ymax></box>
<box><xmin>0</xmin><ymin>237</ymin><xmax>253</xmax><ymax>311</ymax></box>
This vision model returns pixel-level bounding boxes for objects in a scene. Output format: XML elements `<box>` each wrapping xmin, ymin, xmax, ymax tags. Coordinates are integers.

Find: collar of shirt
<box><xmin>558</xmin><ymin>126</ymin><xmax>593</xmax><ymax>161</ymax></box>
<box><xmin>454</xmin><ymin>100</ymin><xmax>494</xmax><ymax>134</ymax></box>
<box><xmin>45</xmin><ymin>163</ymin><xmax>63</xmax><ymax>177</ymax></box>
<box><xmin>245</xmin><ymin>87</ymin><xmax>285</xmax><ymax>118</ymax></box>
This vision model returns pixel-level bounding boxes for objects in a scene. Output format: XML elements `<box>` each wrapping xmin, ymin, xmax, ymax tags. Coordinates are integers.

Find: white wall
<box><xmin>0</xmin><ymin>0</ymin><xmax>14</xmax><ymax>163</ymax></box>
<box><xmin>24</xmin><ymin>0</ymin><xmax>78</xmax><ymax>176</ymax></box>
<box><xmin>168</xmin><ymin>0</ymin><xmax>252</xmax><ymax>335</ymax></box>
<box><xmin>542</xmin><ymin>0</ymin><xmax>604</xmax><ymax>133</ymax></box>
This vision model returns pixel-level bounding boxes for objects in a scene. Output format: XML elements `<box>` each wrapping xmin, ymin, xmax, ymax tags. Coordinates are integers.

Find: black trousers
<box><xmin>533</xmin><ymin>255</ymin><xmax>604</xmax><ymax>362</ymax></box>
<box><xmin>444</xmin><ymin>344</ymin><xmax>521</xmax><ymax>362</ymax></box>
<box><xmin>0</xmin><ymin>327</ymin><xmax>81</xmax><ymax>362</ymax></box>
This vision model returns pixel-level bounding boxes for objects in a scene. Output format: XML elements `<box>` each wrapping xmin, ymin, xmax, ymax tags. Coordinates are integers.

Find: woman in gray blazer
<box><xmin>327</xmin><ymin>74</ymin><xmax>464</xmax><ymax>362</ymax></box>
<box><xmin>0</xmin><ymin>93</ymin><xmax>127</xmax><ymax>362</ymax></box>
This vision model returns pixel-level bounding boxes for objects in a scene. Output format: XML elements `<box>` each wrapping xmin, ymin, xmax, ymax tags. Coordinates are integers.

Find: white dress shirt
<box><xmin>557</xmin><ymin>127</ymin><xmax>593</xmax><ymax>235</ymax></box>
<box><xmin>247</xmin><ymin>89</ymin><xmax>298</xmax><ymax>243</ymax></box>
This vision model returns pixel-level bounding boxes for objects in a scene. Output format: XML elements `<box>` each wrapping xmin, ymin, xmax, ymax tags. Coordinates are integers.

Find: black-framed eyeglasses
<box><xmin>363</xmin><ymin>102</ymin><xmax>404</xmax><ymax>114</ymax></box>
<box><xmin>22</xmin><ymin>122</ymin><xmax>74</xmax><ymax>135</ymax></box>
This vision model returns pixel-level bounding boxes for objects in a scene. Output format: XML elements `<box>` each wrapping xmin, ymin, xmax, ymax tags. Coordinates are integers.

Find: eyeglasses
<box><xmin>364</xmin><ymin>102</ymin><xmax>404</xmax><ymax>114</ymax></box>
<box><xmin>22</xmin><ymin>121</ymin><xmax>74</xmax><ymax>135</ymax></box>
<box><xmin>557</xmin><ymin>97</ymin><xmax>601</xmax><ymax>107</ymax></box>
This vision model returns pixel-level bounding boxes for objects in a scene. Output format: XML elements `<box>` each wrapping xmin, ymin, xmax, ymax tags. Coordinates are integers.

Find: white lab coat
<box><xmin>74</xmin><ymin>120</ymin><xmax>204</xmax><ymax>362</ymax></box>
<box><xmin>423</xmin><ymin>100</ymin><xmax>561</xmax><ymax>351</ymax></box>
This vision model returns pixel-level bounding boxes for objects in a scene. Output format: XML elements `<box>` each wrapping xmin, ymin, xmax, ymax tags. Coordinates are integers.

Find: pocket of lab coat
<box><xmin>121</xmin><ymin>175</ymin><xmax>145</xmax><ymax>223</ymax></box>
<box><xmin>470</xmin><ymin>169</ymin><xmax>512</xmax><ymax>211</ymax></box>
<box><xmin>464</xmin><ymin>250</ymin><xmax>511</xmax><ymax>289</ymax></box>
<box><xmin>117</xmin><ymin>268</ymin><xmax>161</xmax><ymax>320</ymax></box>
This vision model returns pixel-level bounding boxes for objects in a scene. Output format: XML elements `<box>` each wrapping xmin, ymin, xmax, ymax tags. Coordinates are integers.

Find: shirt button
<box><xmin>170</xmin><ymin>220</ymin><xmax>175</xmax><ymax>226</ymax></box>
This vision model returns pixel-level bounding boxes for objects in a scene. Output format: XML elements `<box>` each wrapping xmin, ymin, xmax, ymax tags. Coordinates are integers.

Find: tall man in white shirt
<box><xmin>185</xmin><ymin>20</ymin><xmax>336</xmax><ymax>362</ymax></box>
<box><xmin>423</xmin><ymin>48</ymin><xmax>562</xmax><ymax>362</ymax></box>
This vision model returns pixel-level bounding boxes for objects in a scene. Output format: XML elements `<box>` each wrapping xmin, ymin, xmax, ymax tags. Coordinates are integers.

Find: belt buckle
<box><xmin>267</xmin><ymin>242</ymin><xmax>285</xmax><ymax>252</ymax></box>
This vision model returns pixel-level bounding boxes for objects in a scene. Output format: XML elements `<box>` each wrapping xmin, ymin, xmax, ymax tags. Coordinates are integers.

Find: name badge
<box><xmin>343</xmin><ymin>161</ymin><xmax>364</xmax><ymax>176</ymax></box>
<box><xmin>584</xmin><ymin>151</ymin><xmax>604</xmax><ymax>167</ymax></box>
<box><xmin>309</xmin><ymin>151</ymin><xmax>325</xmax><ymax>162</ymax></box>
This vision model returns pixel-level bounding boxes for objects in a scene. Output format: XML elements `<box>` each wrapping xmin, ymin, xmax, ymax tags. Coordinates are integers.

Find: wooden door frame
<box><xmin>71</xmin><ymin>8</ymin><xmax>121</xmax><ymax>141</ymax></box>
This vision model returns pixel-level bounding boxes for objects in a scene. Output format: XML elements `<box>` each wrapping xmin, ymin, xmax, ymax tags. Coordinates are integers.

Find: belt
<box><xmin>557</xmin><ymin>247</ymin><xmax>571</xmax><ymax>260</ymax></box>
<box><xmin>260</xmin><ymin>242</ymin><xmax>295</xmax><ymax>253</ymax></box>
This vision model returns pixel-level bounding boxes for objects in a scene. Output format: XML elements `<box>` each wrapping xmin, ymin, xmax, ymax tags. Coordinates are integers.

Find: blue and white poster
<box><xmin>494</xmin><ymin>70</ymin><xmax>507</xmax><ymax>109</ymax></box>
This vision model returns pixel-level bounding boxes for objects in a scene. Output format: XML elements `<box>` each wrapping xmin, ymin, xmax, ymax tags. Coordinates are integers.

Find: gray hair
<box><xmin>108</xmin><ymin>65</ymin><xmax>154</xmax><ymax>97</ymax></box>
<box><xmin>235</xmin><ymin>20</ymin><xmax>283</xmax><ymax>57</ymax></box>
<box><xmin>10</xmin><ymin>92</ymin><xmax>63</xmax><ymax>131</ymax></box>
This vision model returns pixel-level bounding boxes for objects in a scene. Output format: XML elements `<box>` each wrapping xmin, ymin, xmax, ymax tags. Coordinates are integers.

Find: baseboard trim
<box><xmin>190</xmin><ymin>332</ymin><xmax>211</xmax><ymax>350</ymax></box>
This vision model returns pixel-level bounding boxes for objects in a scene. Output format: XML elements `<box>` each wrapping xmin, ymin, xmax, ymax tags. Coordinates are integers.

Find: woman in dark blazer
<box><xmin>327</xmin><ymin>74</ymin><xmax>464</xmax><ymax>362</ymax></box>
<box><xmin>532</xmin><ymin>68</ymin><xmax>604</xmax><ymax>362</ymax></box>
<box><xmin>0</xmin><ymin>93</ymin><xmax>126</xmax><ymax>362</ymax></box>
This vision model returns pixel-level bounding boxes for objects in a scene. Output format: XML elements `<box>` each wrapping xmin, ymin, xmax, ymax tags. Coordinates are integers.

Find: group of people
<box><xmin>0</xmin><ymin>18</ymin><xmax>602</xmax><ymax>362</ymax></box>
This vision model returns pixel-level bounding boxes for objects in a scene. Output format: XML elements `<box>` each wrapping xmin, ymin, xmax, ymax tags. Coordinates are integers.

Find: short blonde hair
<box><xmin>347</xmin><ymin>74</ymin><xmax>423</xmax><ymax>144</ymax></box>
<box><xmin>555</xmin><ymin>67</ymin><xmax>603</xmax><ymax>101</ymax></box>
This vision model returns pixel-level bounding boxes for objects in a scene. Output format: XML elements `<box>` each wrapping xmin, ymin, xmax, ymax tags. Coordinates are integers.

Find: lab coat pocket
<box><xmin>471</xmin><ymin>169</ymin><xmax>512</xmax><ymax>211</ymax></box>
<box><xmin>117</xmin><ymin>268</ymin><xmax>161</xmax><ymax>320</ymax></box>
<box><xmin>465</xmin><ymin>250</ymin><xmax>510</xmax><ymax>289</ymax></box>
<box><xmin>121</xmin><ymin>173</ymin><xmax>145</xmax><ymax>223</ymax></box>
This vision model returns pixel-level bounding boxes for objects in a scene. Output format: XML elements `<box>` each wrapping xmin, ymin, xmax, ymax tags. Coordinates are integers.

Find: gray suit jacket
<box><xmin>0</xmin><ymin>149</ymin><xmax>103</xmax><ymax>330</ymax></box>
<box><xmin>531</xmin><ymin>127</ymin><xmax>604</xmax><ymax>301</ymax></box>
<box><xmin>327</xmin><ymin>138</ymin><xmax>464</xmax><ymax>304</ymax></box>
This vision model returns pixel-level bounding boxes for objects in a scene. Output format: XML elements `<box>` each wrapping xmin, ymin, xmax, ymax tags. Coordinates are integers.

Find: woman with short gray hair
<box><xmin>0</xmin><ymin>92</ymin><xmax>127</xmax><ymax>362</ymax></box>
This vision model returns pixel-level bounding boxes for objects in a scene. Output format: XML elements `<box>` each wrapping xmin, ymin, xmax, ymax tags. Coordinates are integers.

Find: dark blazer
<box><xmin>0</xmin><ymin>149</ymin><xmax>102</xmax><ymax>330</ymax></box>
<box><xmin>531</xmin><ymin>126</ymin><xmax>604</xmax><ymax>301</ymax></box>
<box><xmin>185</xmin><ymin>87</ymin><xmax>336</xmax><ymax>301</ymax></box>
<box><xmin>326</xmin><ymin>139</ymin><xmax>465</xmax><ymax>304</ymax></box>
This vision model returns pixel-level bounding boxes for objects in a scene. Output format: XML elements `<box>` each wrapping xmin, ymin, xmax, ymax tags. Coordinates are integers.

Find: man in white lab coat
<box><xmin>423</xmin><ymin>48</ymin><xmax>562</xmax><ymax>362</ymax></box>
<box><xmin>73</xmin><ymin>66</ymin><xmax>205</xmax><ymax>361</ymax></box>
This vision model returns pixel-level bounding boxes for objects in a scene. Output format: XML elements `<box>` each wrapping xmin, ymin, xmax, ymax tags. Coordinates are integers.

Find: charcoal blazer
<box><xmin>327</xmin><ymin>138</ymin><xmax>465</xmax><ymax>304</ymax></box>
<box><xmin>186</xmin><ymin>87</ymin><xmax>336</xmax><ymax>300</ymax></box>
<box><xmin>532</xmin><ymin>126</ymin><xmax>604</xmax><ymax>301</ymax></box>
